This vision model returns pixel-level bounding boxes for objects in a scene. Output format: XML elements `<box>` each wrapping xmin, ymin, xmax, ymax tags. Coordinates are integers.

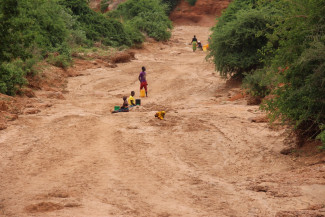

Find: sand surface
<box><xmin>1</xmin><ymin>25</ymin><xmax>325</xmax><ymax>217</ymax></box>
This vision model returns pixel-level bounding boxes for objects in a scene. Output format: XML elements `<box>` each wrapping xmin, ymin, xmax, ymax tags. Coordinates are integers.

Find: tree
<box><xmin>262</xmin><ymin>0</ymin><xmax>325</xmax><ymax>145</ymax></box>
<box><xmin>208</xmin><ymin>2</ymin><xmax>274</xmax><ymax>77</ymax></box>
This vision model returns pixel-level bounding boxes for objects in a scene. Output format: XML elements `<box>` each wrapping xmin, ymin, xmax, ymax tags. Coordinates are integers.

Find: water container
<box><xmin>140</xmin><ymin>89</ymin><xmax>146</xmax><ymax>97</ymax></box>
<box><xmin>136</xmin><ymin>99</ymin><xmax>141</xmax><ymax>105</ymax></box>
<box><xmin>203</xmin><ymin>44</ymin><xmax>209</xmax><ymax>51</ymax></box>
<box><xmin>114</xmin><ymin>106</ymin><xmax>120</xmax><ymax>111</ymax></box>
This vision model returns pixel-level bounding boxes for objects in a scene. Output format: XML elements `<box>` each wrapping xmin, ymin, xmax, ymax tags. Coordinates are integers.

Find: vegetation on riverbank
<box><xmin>0</xmin><ymin>0</ymin><xmax>171</xmax><ymax>96</ymax></box>
<box><xmin>107</xmin><ymin>0</ymin><xmax>172</xmax><ymax>41</ymax></box>
<box><xmin>209</xmin><ymin>0</ymin><xmax>325</xmax><ymax>147</ymax></box>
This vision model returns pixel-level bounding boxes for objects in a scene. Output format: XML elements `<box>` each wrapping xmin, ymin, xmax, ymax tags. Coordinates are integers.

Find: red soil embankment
<box><xmin>170</xmin><ymin>0</ymin><xmax>232</xmax><ymax>26</ymax></box>
<box><xmin>89</xmin><ymin>0</ymin><xmax>231</xmax><ymax>26</ymax></box>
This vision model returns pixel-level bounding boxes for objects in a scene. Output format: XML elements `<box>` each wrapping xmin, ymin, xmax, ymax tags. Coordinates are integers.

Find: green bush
<box><xmin>100</xmin><ymin>0</ymin><xmax>110</xmax><ymax>13</ymax></box>
<box><xmin>59</xmin><ymin>0</ymin><xmax>130</xmax><ymax>47</ymax></box>
<box><xmin>26</xmin><ymin>1</ymin><xmax>71</xmax><ymax>51</ymax></box>
<box><xmin>47</xmin><ymin>54</ymin><xmax>71</xmax><ymax>69</ymax></box>
<box><xmin>0</xmin><ymin>60</ymin><xmax>26</xmax><ymax>95</ymax></box>
<box><xmin>209</xmin><ymin>0</ymin><xmax>325</xmax><ymax>146</ymax></box>
<box><xmin>263</xmin><ymin>41</ymin><xmax>325</xmax><ymax>140</ymax></box>
<box><xmin>108</xmin><ymin>0</ymin><xmax>172</xmax><ymax>41</ymax></box>
<box><xmin>0</xmin><ymin>0</ymin><xmax>79</xmax><ymax>60</ymax></box>
<box><xmin>123</xmin><ymin>21</ymin><xmax>145</xmax><ymax>45</ymax></box>
<box><xmin>0</xmin><ymin>0</ymin><xmax>129</xmax><ymax>95</ymax></box>
<box><xmin>242</xmin><ymin>69</ymin><xmax>273</xmax><ymax>97</ymax></box>
<box><xmin>0</xmin><ymin>0</ymin><xmax>35</xmax><ymax>62</ymax></box>
<box><xmin>161</xmin><ymin>0</ymin><xmax>180</xmax><ymax>14</ymax></box>
<box><xmin>208</xmin><ymin>8</ymin><xmax>273</xmax><ymax>77</ymax></box>
<box><xmin>131</xmin><ymin>11</ymin><xmax>172</xmax><ymax>41</ymax></box>
<box><xmin>0</xmin><ymin>0</ymin><xmax>175</xmax><ymax>95</ymax></box>
<box><xmin>261</xmin><ymin>0</ymin><xmax>325</xmax><ymax>144</ymax></box>
<box><xmin>24</xmin><ymin>57</ymin><xmax>39</xmax><ymax>76</ymax></box>
<box><xmin>0</xmin><ymin>0</ymin><xmax>78</xmax><ymax>94</ymax></box>
<box><xmin>69</xmin><ymin>28</ymin><xmax>88</xmax><ymax>46</ymax></box>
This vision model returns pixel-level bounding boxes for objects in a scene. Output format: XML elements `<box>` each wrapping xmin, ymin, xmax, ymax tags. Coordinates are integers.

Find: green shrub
<box><xmin>0</xmin><ymin>0</ymin><xmax>35</xmax><ymax>62</ymax></box>
<box><xmin>24</xmin><ymin>57</ymin><xmax>39</xmax><ymax>76</ymax></box>
<box><xmin>131</xmin><ymin>11</ymin><xmax>172</xmax><ymax>41</ymax></box>
<box><xmin>0</xmin><ymin>0</ymin><xmax>78</xmax><ymax>94</ymax></box>
<box><xmin>209</xmin><ymin>0</ymin><xmax>325</xmax><ymax>146</ymax></box>
<box><xmin>242</xmin><ymin>69</ymin><xmax>273</xmax><ymax>97</ymax></box>
<box><xmin>123</xmin><ymin>21</ymin><xmax>145</xmax><ymax>45</ymax></box>
<box><xmin>69</xmin><ymin>28</ymin><xmax>88</xmax><ymax>46</ymax></box>
<box><xmin>47</xmin><ymin>54</ymin><xmax>71</xmax><ymax>69</ymax></box>
<box><xmin>108</xmin><ymin>0</ymin><xmax>172</xmax><ymax>41</ymax></box>
<box><xmin>208</xmin><ymin>8</ymin><xmax>273</xmax><ymax>77</ymax></box>
<box><xmin>0</xmin><ymin>0</ymin><xmax>171</xmax><ymax>96</ymax></box>
<box><xmin>59</xmin><ymin>0</ymin><xmax>130</xmax><ymax>47</ymax></box>
<box><xmin>26</xmin><ymin>1</ymin><xmax>71</xmax><ymax>50</ymax></box>
<box><xmin>263</xmin><ymin>41</ymin><xmax>325</xmax><ymax>141</ymax></box>
<box><xmin>100</xmin><ymin>0</ymin><xmax>110</xmax><ymax>13</ymax></box>
<box><xmin>261</xmin><ymin>0</ymin><xmax>325</xmax><ymax>145</ymax></box>
<box><xmin>161</xmin><ymin>0</ymin><xmax>180</xmax><ymax>14</ymax></box>
<box><xmin>0</xmin><ymin>60</ymin><xmax>26</xmax><ymax>95</ymax></box>
<box><xmin>0</xmin><ymin>0</ymin><xmax>77</xmax><ymax>61</ymax></box>
<box><xmin>46</xmin><ymin>42</ymin><xmax>72</xmax><ymax>69</ymax></box>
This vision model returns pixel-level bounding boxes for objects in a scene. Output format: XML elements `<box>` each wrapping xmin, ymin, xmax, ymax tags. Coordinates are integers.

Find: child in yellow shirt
<box><xmin>128</xmin><ymin>91</ymin><xmax>136</xmax><ymax>107</ymax></box>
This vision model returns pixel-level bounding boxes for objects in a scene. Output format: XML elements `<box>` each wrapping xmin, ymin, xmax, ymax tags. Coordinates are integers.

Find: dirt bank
<box><xmin>0</xmin><ymin>25</ymin><xmax>325</xmax><ymax>217</ymax></box>
<box><xmin>170</xmin><ymin>0</ymin><xmax>232</xmax><ymax>26</ymax></box>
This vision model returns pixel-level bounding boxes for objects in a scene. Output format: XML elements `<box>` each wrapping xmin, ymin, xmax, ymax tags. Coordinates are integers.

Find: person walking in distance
<box><xmin>139</xmin><ymin>66</ymin><xmax>148</xmax><ymax>97</ymax></box>
<box><xmin>191</xmin><ymin>35</ymin><xmax>198</xmax><ymax>52</ymax></box>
